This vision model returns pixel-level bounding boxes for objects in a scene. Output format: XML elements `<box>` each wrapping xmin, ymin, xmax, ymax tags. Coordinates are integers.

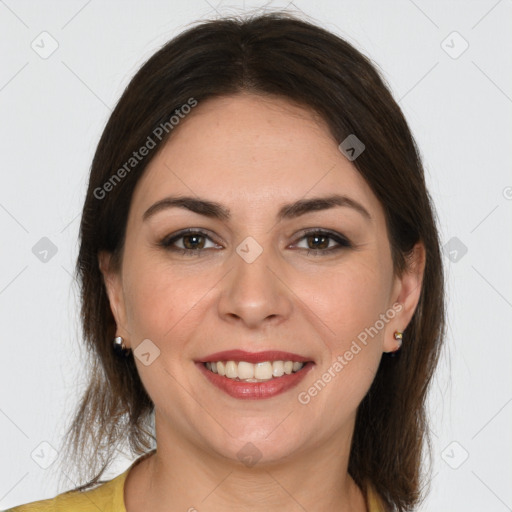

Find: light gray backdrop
<box><xmin>1</xmin><ymin>0</ymin><xmax>511</xmax><ymax>510</ymax></box>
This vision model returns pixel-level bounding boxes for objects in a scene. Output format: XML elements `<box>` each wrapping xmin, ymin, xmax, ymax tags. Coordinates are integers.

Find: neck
<box><xmin>124</xmin><ymin>413</ymin><xmax>367</xmax><ymax>512</ymax></box>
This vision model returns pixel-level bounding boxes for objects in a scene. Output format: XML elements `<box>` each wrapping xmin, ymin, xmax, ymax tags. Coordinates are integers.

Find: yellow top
<box><xmin>5</xmin><ymin>455</ymin><xmax>386</xmax><ymax>511</ymax></box>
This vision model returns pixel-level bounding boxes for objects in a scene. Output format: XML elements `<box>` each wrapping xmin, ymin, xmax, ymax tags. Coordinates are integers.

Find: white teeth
<box><xmin>204</xmin><ymin>360</ymin><xmax>305</xmax><ymax>381</ymax></box>
<box><xmin>272</xmin><ymin>360</ymin><xmax>284</xmax><ymax>377</ymax></box>
<box><xmin>254</xmin><ymin>362</ymin><xmax>273</xmax><ymax>380</ymax></box>
<box><xmin>237</xmin><ymin>361</ymin><xmax>255</xmax><ymax>380</ymax></box>
<box><xmin>225</xmin><ymin>361</ymin><xmax>238</xmax><ymax>379</ymax></box>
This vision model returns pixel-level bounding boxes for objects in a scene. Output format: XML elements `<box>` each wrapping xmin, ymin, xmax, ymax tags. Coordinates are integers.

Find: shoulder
<box><xmin>365</xmin><ymin>481</ymin><xmax>388</xmax><ymax>512</ymax></box>
<box><xmin>4</xmin><ymin>469</ymin><xmax>129</xmax><ymax>512</ymax></box>
<box><xmin>4</xmin><ymin>450</ymin><xmax>156</xmax><ymax>512</ymax></box>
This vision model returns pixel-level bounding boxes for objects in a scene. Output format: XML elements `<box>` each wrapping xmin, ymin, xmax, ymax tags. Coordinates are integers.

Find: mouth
<box><xmin>195</xmin><ymin>350</ymin><xmax>315</xmax><ymax>400</ymax></box>
<box><xmin>203</xmin><ymin>359</ymin><xmax>307</xmax><ymax>382</ymax></box>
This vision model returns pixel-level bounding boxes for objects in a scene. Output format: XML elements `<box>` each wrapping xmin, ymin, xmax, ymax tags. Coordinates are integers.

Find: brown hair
<box><xmin>61</xmin><ymin>11</ymin><xmax>445</xmax><ymax>511</ymax></box>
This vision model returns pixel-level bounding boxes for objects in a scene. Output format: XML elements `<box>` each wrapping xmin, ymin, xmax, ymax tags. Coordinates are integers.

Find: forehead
<box><xmin>130</xmin><ymin>93</ymin><xmax>384</xmax><ymax>224</ymax></box>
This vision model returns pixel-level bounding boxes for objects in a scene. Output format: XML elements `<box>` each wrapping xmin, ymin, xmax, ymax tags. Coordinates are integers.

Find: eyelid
<box><xmin>160</xmin><ymin>228</ymin><xmax>221</xmax><ymax>248</ymax></box>
<box><xmin>159</xmin><ymin>227</ymin><xmax>352</xmax><ymax>255</ymax></box>
<box><xmin>290</xmin><ymin>228</ymin><xmax>352</xmax><ymax>250</ymax></box>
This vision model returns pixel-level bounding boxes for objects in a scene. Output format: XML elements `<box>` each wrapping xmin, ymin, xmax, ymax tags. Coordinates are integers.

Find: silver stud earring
<box><xmin>113</xmin><ymin>336</ymin><xmax>131</xmax><ymax>357</ymax></box>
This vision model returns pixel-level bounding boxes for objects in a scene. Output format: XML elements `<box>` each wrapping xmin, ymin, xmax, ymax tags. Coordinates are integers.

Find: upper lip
<box><xmin>197</xmin><ymin>350</ymin><xmax>313</xmax><ymax>364</ymax></box>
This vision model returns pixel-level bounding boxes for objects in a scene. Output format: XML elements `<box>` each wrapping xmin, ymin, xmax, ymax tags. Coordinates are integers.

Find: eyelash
<box><xmin>159</xmin><ymin>228</ymin><xmax>352</xmax><ymax>257</ymax></box>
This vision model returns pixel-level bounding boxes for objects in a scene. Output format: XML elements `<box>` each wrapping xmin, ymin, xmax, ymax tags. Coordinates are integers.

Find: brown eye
<box><xmin>181</xmin><ymin>233</ymin><xmax>206</xmax><ymax>250</ymax></box>
<box><xmin>306</xmin><ymin>233</ymin><xmax>330</xmax><ymax>250</ymax></box>
<box><xmin>160</xmin><ymin>229</ymin><xmax>221</xmax><ymax>255</ymax></box>
<box><xmin>293</xmin><ymin>230</ymin><xmax>352</xmax><ymax>255</ymax></box>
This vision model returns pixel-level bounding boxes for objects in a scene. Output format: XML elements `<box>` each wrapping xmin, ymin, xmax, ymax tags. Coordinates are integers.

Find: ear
<box><xmin>98</xmin><ymin>250</ymin><xmax>131</xmax><ymax>347</ymax></box>
<box><xmin>383</xmin><ymin>241</ymin><xmax>426</xmax><ymax>353</ymax></box>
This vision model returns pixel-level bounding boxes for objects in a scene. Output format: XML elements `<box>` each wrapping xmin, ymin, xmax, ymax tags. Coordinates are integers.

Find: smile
<box><xmin>197</xmin><ymin>360</ymin><xmax>314</xmax><ymax>400</ymax></box>
<box><xmin>204</xmin><ymin>360</ymin><xmax>305</xmax><ymax>382</ymax></box>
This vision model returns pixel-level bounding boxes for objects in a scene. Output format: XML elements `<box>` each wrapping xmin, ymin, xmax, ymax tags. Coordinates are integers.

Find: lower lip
<box><xmin>196</xmin><ymin>361</ymin><xmax>315</xmax><ymax>400</ymax></box>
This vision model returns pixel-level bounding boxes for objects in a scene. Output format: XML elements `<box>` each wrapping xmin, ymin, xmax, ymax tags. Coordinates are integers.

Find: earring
<box><xmin>113</xmin><ymin>336</ymin><xmax>131</xmax><ymax>357</ymax></box>
<box><xmin>391</xmin><ymin>331</ymin><xmax>403</xmax><ymax>354</ymax></box>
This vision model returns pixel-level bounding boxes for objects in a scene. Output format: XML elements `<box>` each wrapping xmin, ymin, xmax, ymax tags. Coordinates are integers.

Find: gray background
<box><xmin>1</xmin><ymin>0</ymin><xmax>511</xmax><ymax>510</ymax></box>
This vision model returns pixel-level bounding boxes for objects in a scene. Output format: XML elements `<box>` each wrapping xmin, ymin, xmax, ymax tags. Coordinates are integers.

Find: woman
<box><xmin>6</xmin><ymin>11</ymin><xmax>445</xmax><ymax>512</ymax></box>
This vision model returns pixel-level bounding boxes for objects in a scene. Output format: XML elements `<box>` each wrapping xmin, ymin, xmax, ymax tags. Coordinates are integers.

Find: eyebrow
<box><xmin>142</xmin><ymin>194</ymin><xmax>372</xmax><ymax>223</ymax></box>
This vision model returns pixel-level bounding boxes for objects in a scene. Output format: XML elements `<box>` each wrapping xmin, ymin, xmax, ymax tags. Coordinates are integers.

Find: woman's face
<box><xmin>101</xmin><ymin>93</ymin><xmax>423</xmax><ymax>465</ymax></box>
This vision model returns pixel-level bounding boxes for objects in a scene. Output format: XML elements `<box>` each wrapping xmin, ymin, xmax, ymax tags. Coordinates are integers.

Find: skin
<box><xmin>99</xmin><ymin>93</ymin><xmax>425</xmax><ymax>512</ymax></box>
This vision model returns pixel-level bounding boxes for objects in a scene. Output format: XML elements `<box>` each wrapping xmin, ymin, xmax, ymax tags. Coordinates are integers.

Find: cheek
<box><xmin>299</xmin><ymin>260</ymin><xmax>389</xmax><ymax>402</ymax></box>
<box><xmin>122</xmin><ymin>255</ymin><xmax>216</xmax><ymax>342</ymax></box>
<box><xmin>306</xmin><ymin>260</ymin><xmax>390</xmax><ymax>345</ymax></box>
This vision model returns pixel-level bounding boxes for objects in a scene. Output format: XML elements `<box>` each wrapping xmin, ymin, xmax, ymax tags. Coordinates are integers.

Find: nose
<box><xmin>217</xmin><ymin>244</ymin><xmax>293</xmax><ymax>329</ymax></box>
